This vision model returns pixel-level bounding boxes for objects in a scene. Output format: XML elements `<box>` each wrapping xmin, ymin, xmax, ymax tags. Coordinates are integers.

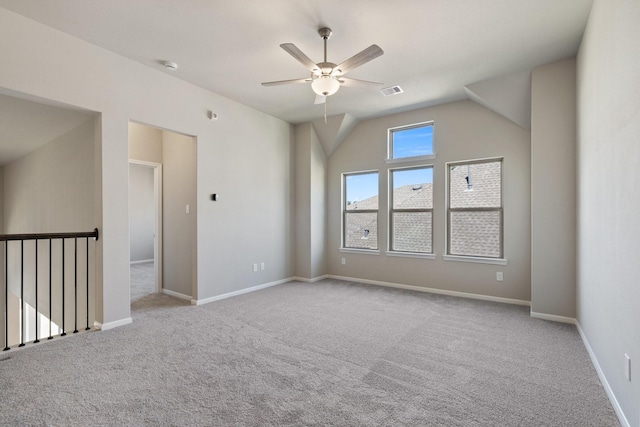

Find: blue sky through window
<box><xmin>392</xmin><ymin>124</ymin><xmax>433</xmax><ymax>159</ymax></box>
<box><xmin>346</xmin><ymin>168</ymin><xmax>433</xmax><ymax>204</ymax></box>
<box><xmin>346</xmin><ymin>172</ymin><xmax>378</xmax><ymax>203</ymax></box>
<box><xmin>393</xmin><ymin>167</ymin><xmax>433</xmax><ymax>189</ymax></box>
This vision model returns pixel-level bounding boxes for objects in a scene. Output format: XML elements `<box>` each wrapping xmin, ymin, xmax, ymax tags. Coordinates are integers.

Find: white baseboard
<box><xmin>292</xmin><ymin>275</ymin><xmax>329</xmax><ymax>283</ymax></box>
<box><xmin>576</xmin><ymin>322</ymin><xmax>630</xmax><ymax>427</ymax></box>
<box><xmin>328</xmin><ymin>275</ymin><xmax>531</xmax><ymax>306</ymax></box>
<box><xmin>191</xmin><ymin>278</ymin><xmax>291</xmax><ymax>306</ymax></box>
<box><xmin>162</xmin><ymin>288</ymin><xmax>192</xmax><ymax>301</ymax></box>
<box><xmin>94</xmin><ymin>317</ymin><xmax>132</xmax><ymax>331</ymax></box>
<box><xmin>530</xmin><ymin>311</ymin><xmax>577</xmax><ymax>325</ymax></box>
<box><xmin>130</xmin><ymin>259</ymin><xmax>153</xmax><ymax>265</ymax></box>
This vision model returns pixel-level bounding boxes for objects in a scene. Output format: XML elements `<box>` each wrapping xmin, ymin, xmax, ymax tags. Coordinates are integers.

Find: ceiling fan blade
<box><xmin>334</xmin><ymin>44</ymin><xmax>384</xmax><ymax>75</ymax></box>
<box><xmin>261</xmin><ymin>78</ymin><xmax>311</xmax><ymax>87</ymax></box>
<box><xmin>338</xmin><ymin>78</ymin><xmax>384</xmax><ymax>89</ymax></box>
<box><xmin>314</xmin><ymin>94</ymin><xmax>326</xmax><ymax>105</ymax></box>
<box><xmin>280</xmin><ymin>43</ymin><xmax>318</xmax><ymax>72</ymax></box>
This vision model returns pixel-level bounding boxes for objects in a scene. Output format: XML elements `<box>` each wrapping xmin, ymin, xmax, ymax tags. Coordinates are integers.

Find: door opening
<box><xmin>128</xmin><ymin>161</ymin><xmax>163</xmax><ymax>302</ymax></box>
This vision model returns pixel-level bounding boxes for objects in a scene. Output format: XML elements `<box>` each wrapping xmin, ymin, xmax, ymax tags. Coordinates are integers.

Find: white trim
<box><xmin>530</xmin><ymin>311</ymin><xmax>576</xmax><ymax>324</ymax></box>
<box><xmin>327</xmin><ymin>275</ymin><xmax>530</xmax><ymax>306</ymax></box>
<box><xmin>130</xmin><ymin>259</ymin><xmax>153</xmax><ymax>265</ymax></box>
<box><xmin>191</xmin><ymin>278</ymin><xmax>291</xmax><ymax>306</ymax></box>
<box><xmin>385</xmin><ymin>154</ymin><xmax>435</xmax><ymax>164</ymax></box>
<box><xmin>576</xmin><ymin>322</ymin><xmax>631</xmax><ymax>427</ymax></box>
<box><xmin>339</xmin><ymin>248</ymin><xmax>381</xmax><ymax>255</ymax></box>
<box><xmin>292</xmin><ymin>275</ymin><xmax>329</xmax><ymax>283</ymax></box>
<box><xmin>95</xmin><ymin>317</ymin><xmax>132</xmax><ymax>331</ymax></box>
<box><xmin>162</xmin><ymin>289</ymin><xmax>191</xmax><ymax>301</ymax></box>
<box><xmin>386</xmin><ymin>251</ymin><xmax>436</xmax><ymax>260</ymax></box>
<box><xmin>443</xmin><ymin>255</ymin><xmax>508</xmax><ymax>265</ymax></box>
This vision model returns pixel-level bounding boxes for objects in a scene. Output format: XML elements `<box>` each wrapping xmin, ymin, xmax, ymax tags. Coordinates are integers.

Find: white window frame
<box><xmin>341</xmin><ymin>170</ymin><xmax>380</xmax><ymax>254</ymax></box>
<box><xmin>387</xmin><ymin>165</ymin><xmax>434</xmax><ymax>258</ymax></box>
<box><xmin>386</xmin><ymin>121</ymin><xmax>435</xmax><ymax>164</ymax></box>
<box><xmin>444</xmin><ymin>157</ymin><xmax>507</xmax><ymax>265</ymax></box>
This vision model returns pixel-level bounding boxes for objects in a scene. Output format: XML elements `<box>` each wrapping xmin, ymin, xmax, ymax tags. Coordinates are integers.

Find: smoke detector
<box><xmin>163</xmin><ymin>61</ymin><xmax>178</xmax><ymax>71</ymax></box>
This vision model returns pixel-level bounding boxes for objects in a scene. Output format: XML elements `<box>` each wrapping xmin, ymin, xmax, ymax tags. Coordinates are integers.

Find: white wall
<box><xmin>128</xmin><ymin>164</ymin><xmax>154</xmax><ymax>262</ymax></box>
<box><xmin>577</xmin><ymin>0</ymin><xmax>640</xmax><ymax>425</ymax></box>
<box><xmin>531</xmin><ymin>58</ymin><xmax>577</xmax><ymax>319</ymax></box>
<box><xmin>327</xmin><ymin>100</ymin><xmax>531</xmax><ymax>301</ymax></box>
<box><xmin>0</xmin><ymin>7</ymin><xmax>293</xmax><ymax>325</ymax></box>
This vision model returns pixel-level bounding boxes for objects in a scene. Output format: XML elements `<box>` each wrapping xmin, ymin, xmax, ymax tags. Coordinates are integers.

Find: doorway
<box><xmin>128</xmin><ymin>121</ymin><xmax>197</xmax><ymax>304</ymax></box>
<box><xmin>129</xmin><ymin>160</ymin><xmax>163</xmax><ymax>302</ymax></box>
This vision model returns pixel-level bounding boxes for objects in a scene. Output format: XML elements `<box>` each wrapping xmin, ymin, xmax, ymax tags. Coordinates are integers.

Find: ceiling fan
<box><xmin>261</xmin><ymin>27</ymin><xmax>384</xmax><ymax>105</ymax></box>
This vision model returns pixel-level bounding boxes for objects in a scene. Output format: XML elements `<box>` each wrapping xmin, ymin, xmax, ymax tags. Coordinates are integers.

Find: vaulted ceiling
<box><xmin>0</xmin><ymin>0</ymin><xmax>594</xmax><ymax>125</ymax></box>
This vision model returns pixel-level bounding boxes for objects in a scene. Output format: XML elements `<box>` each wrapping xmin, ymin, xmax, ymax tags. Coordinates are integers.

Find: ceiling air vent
<box><xmin>380</xmin><ymin>85</ymin><xmax>403</xmax><ymax>96</ymax></box>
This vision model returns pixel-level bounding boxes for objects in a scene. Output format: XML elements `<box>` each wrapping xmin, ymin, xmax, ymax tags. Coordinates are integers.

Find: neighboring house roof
<box><xmin>344</xmin><ymin>164</ymin><xmax>502</xmax><ymax>257</ymax></box>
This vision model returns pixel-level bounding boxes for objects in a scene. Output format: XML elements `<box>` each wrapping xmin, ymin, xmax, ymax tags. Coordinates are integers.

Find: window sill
<box><xmin>386</xmin><ymin>251</ymin><xmax>436</xmax><ymax>260</ymax></box>
<box><xmin>385</xmin><ymin>154</ymin><xmax>435</xmax><ymax>164</ymax></box>
<box><xmin>442</xmin><ymin>255</ymin><xmax>508</xmax><ymax>265</ymax></box>
<box><xmin>339</xmin><ymin>248</ymin><xmax>380</xmax><ymax>256</ymax></box>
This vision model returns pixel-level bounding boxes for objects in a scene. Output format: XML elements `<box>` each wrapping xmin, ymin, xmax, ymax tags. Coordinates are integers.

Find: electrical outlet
<box><xmin>341</xmin><ymin>257</ymin><xmax>346</xmax><ymax>265</ymax></box>
<box><xmin>496</xmin><ymin>272</ymin><xmax>503</xmax><ymax>282</ymax></box>
<box><xmin>252</xmin><ymin>263</ymin><xmax>258</xmax><ymax>272</ymax></box>
<box><xmin>260</xmin><ymin>262</ymin><xmax>265</xmax><ymax>271</ymax></box>
<box><xmin>186</xmin><ymin>204</ymin><xmax>190</xmax><ymax>214</ymax></box>
<box><xmin>625</xmin><ymin>354</ymin><xmax>631</xmax><ymax>382</ymax></box>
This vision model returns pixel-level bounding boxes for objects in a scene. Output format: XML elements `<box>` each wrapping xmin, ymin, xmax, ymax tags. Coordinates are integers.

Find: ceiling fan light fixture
<box><xmin>311</xmin><ymin>75</ymin><xmax>340</xmax><ymax>96</ymax></box>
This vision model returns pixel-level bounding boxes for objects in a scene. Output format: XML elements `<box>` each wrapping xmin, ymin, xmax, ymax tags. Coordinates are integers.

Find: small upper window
<box><xmin>388</xmin><ymin>122</ymin><xmax>434</xmax><ymax>160</ymax></box>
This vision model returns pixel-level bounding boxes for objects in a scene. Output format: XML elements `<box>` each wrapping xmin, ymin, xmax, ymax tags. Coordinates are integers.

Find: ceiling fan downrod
<box><xmin>318</xmin><ymin>27</ymin><xmax>332</xmax><ymax>63</ymax></box>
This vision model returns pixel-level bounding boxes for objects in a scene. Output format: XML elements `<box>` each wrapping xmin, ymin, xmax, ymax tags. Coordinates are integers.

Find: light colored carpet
<box><xmin>130</xmin><ymin>261</ymin><xmax>156</xmax><ymax>303</ymax></box>
<box><xmin>0</xmin><ymin>279</ymin><xmax>618</xmax><ymax>426</ymax></box>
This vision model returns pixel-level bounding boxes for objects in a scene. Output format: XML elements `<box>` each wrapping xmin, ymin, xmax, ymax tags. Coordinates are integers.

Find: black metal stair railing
<box><xmin>1</xmin><ymin>228</ymin><xmax>99</xmax><ymax>351</ymax></box>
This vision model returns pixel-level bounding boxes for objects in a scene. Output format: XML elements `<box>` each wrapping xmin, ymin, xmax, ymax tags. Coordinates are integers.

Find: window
<box><xmin>388</xmin><ymin>122</ymin><xmax>434</xmax><ymax>161</ymax></box>
<box><xmin>343</xmin><ymin>171</ymin><xmax>379</xmax><ymax>250</ymax></box>
<box><xmin>389</xmin><ymin>166</ymin><xmax>433</xmax><ymax>253</ymax></box>
<box><xmin>447</xmin><ymin>159</ymin><xmax>502</xmax><ymax>258</ymax></box>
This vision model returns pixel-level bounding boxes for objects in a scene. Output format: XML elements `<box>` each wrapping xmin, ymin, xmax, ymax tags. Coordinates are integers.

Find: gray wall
<box><xmin>530</xmin><ymin>58</ymin><xmax>577</xmax><ymax>319</ymax></box>
<box><xmin>327</xmin><ymin>100</ymin><xmax>531</xmax><ymax>301</ymax></box>
<box><xmin>577</xmin><ymin>0</ymin><xmax>640</xmax><ymax>424</ymax></box>
<box><xmin>3</xmin><ymin>119</ymin><xmax>95</xmax><ymax>234</ymax></box>
<box><xmin>294</xmin><ymin>123</ymin><xmax>327</xmax><ymax>280</ymax></box>
<box><xmin>128</xmin><ymin>164</ymin><xmax>154</xmax><ymax>262</ymax></box>
<box><xmin>0</xmin><ymin>8</ymin><xmax>293</xmax><ymax>325</ymax></box>
<box><xmin>2</xmin><ymin>119</ymin><xmax>95</xmax><ymax>343</ymax></box>
<box><xmin>162</xmin><ymin>130</ymin><xmax>196</xmax><ymax>298</ymax></box>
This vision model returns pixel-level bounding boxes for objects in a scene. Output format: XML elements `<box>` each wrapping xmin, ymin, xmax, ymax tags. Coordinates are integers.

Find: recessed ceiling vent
<box><xmin>380</xmin><ymin>85</ymin><xmax>403</xmax><ymax>96</ymax></box>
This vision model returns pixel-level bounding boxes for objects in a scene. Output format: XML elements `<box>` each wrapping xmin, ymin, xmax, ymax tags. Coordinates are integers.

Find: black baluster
<box><xmin>73</xmin><ymin>238</ymin><xmax>78</xmax><ymax>334</ymax></box>
<box><xmin>19</xmin><ymin>240</ymin><xmax>24</xmax><ymax>347</ymax></box>
<box><xmin>48</xmin><ymin>239</ymin><xmax>53</xmax><ymax>340</ymax></box>
<box><xmin>3</xmin><ymin>241</ymin><xmax>9</xmax><ymax>351</ymax></box>
<box><xmin>85</xmin><ymin>237</ymin><xmax>90</xmax><ymax>331</ymax></box>
<box><xmin>34</xmin><ymin>240</ymin><xmax>39</xmax><ymax>344</ymax></box>
<box><xmin>61</xmin><ymin>239</ymin><xmax>66</xmax><ymax>337</ymax></box>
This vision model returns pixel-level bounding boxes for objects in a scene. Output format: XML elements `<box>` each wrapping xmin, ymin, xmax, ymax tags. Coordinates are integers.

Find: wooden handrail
<box><xmin>0</xmin><ymin>228</ymin><xmax>99</xmax><ymax>242</ymax></box>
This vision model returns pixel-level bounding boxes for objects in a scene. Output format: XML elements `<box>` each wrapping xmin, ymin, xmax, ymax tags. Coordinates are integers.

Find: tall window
<box><xmin>343</xmin><ymin>172</ymin><xmax>379</xmax><ymax>250</ymax></box>
<box><xmin>388</xmin><ymin>121</ymin><xmax>434</xmax><ymax>160</ymax></box>
<box><xmin>389</xmin><ymin>166</ymin><xmax>433</xmax><ymax>253</ymax></box>
<box><xmin>447</xmin><ymin>159</ymin><xmax>502</xmax><ymax>258</ymax></box>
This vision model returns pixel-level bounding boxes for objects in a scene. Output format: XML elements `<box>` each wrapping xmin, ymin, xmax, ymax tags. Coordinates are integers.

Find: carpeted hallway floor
<box><xmin>0</xmin><ymin>279</ymin><xmax>619</xmax><ymax>426</ymax></box>
<box><xmin>130</xmin><ymin>261</ymin><xmax>156</xmax><ymax>304</ymax></box>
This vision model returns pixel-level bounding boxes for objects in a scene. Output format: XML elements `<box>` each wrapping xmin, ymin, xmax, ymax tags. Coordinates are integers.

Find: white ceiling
<box><xmin>0</xmin><ymin>0</ymin><xmax>593</xmax><ymax>126</ymax></box>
